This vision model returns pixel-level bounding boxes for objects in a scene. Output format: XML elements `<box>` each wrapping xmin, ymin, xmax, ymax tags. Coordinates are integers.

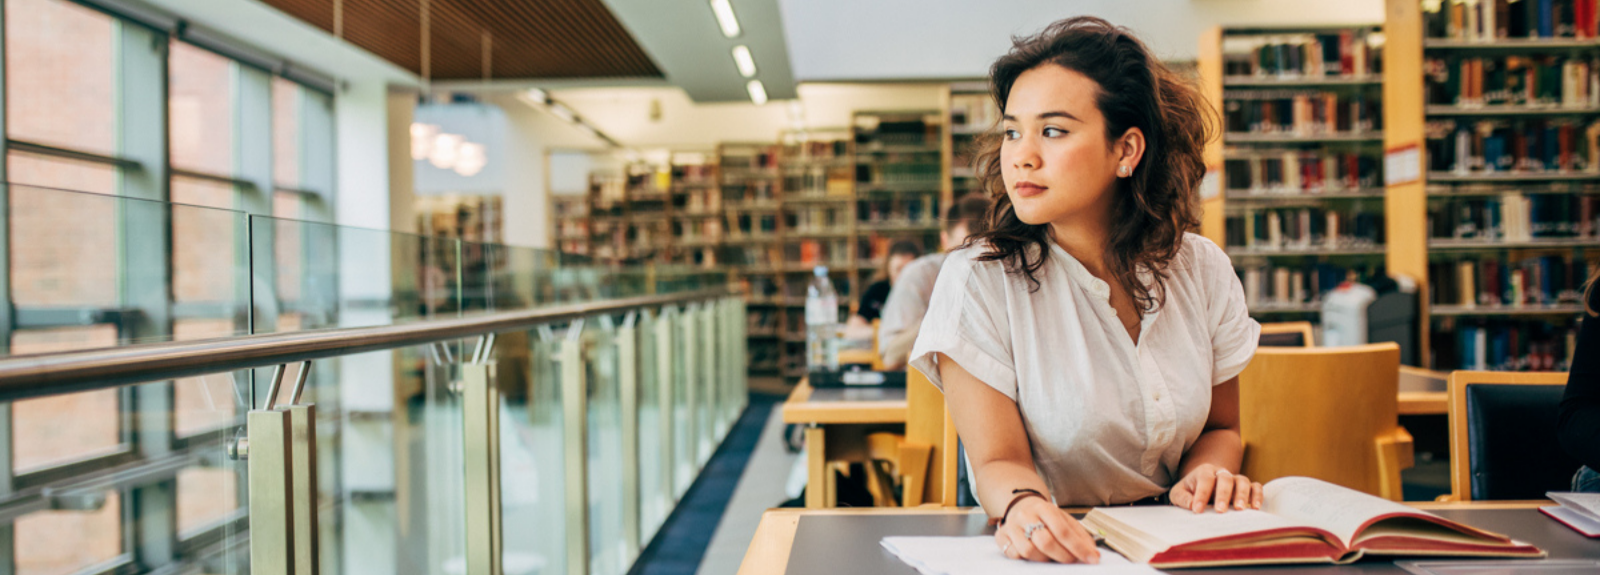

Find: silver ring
<box><xmin>1023</xmin><ymin>521</ymin><xmax>1046</xmax><ymax>539</ymax></box>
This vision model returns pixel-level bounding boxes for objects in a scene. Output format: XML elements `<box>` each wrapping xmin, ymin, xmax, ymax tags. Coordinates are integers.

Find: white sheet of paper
<box><xmin>880</xmin><ymin>536</ymin><xmax>1162</xmax><ymax>575</ymax></box>
<box><xmin>1548</xmin><ymin>492</ymin><xmax>1600</xmax><ymax>520</ymax></box>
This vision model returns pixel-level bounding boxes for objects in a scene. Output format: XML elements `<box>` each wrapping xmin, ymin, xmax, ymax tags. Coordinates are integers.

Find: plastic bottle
<box><xmin>805</xmin><ymin>266</ymin><xmax>840</xmax><ymax>372</ymax></box>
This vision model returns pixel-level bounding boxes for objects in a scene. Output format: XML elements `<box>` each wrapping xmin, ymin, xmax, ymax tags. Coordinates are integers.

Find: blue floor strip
<box><xmin>629</xmin><ymin>392</ymin><xmax>783</xmax><ymax>575</ymax></box>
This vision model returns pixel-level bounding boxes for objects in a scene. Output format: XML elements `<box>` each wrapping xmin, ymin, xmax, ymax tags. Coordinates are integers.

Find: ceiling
<box><xmin>258</xmin><ymin>0</ymin><xmax>662</xmax><ymax>80</ymax></box>
<box><xmin>598</xmin><ymin>0</ymin><xmax>798</xmax><ymax>102</ymax></box>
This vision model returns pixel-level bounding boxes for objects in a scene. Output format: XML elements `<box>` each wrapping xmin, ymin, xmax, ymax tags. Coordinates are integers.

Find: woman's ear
<box><xmin>1118</xmin><ymin>127</ymin><xmax>1146</xmax><ymax>172</ymax></box>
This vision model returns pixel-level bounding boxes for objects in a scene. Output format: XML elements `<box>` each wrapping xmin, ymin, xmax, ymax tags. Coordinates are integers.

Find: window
<box><xmin>168</xmin><ymin>40</ymin><xmax>234</xmax><ymax>178</ymax></box>
<box><xmin>5</xmin><ymin>0</ymin><xmax>113</xmax><ymax>155</ymax></box>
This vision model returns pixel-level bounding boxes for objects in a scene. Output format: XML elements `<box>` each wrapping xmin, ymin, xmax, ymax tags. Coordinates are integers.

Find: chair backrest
<box><xmin>1258</xmin><ymin>321</ymin><xmax>1315</xmax><ymax>348</ymax></box>
<box><xmin>1240</xmin><ymin>343</ymin><xmax>1401</xmax><ymax>497</ymax></box>
<box><xmin>905</xmin><ymin>368</ymin><xmax>959</xmax><ymax>506</ymax></box>
<box><xmin>1447</xmin><ymin>371</ymin><xmax>1576</xmax><ymax>501</ymax></box>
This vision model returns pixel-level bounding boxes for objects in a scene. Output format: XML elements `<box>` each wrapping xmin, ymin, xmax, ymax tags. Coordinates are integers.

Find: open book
<box><xmin>1541</xmin><ymin>492</ymin><xmax>1600</xmax><ymax>537</ymax></box>
<box><xmin>1080</xmin><ymin>476</ymin><xmax>1544</xmax><ymax>568</ymax></box>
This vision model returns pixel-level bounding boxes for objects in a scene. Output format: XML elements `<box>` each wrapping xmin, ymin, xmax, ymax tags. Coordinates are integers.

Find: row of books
<box><xmin>788</xmin><ymin>206</ymin><xmax>851</xmax><ymax>233</ymax></box>
<box><xmin>1428</xmin><ymin>254</ymin><xmax>1592</xmax><ymax>307</ymax></box>
<box><xmin>857</xmin><ymin>163</ymin><xmax>943</xmax><ymax>185</ymax></box>
<box><xmin>950</xmin><ymin>93</ymin><xmax>1001</xmax><ymax>130</ymax></box>
<box><xmin>1427</xmin><ymin>55</ymin><xmax>1600</xmax><ymax>108</ymax></box>
<box><xmin>728</xmin><ymin>213</ymin><xmax>779</xmax><ymax>236</ymax></box>
<box><xmin>858</xmin><ymin>198</ymin><xmax>940</xmax><ymax>226</ymax></box>
<box><xmin>722</xmin><ymin>146</ymin><xmax>781</xmax><ymax>170</ymax></box>
<box><xmin>1424</xmin><ymin>119</ymin><xmax>1600</xmax><ymax>173</ymax></box>
<box><xmin>1427</xmin><ymin>194</ymin><xmax>1600</xmax><ymax>240</ymax></box>
<box><xmin>1431</xmin><ymin>318</ymin><xmax>1579</xmax><ymax>372</ymax></box>
<box><xmin>783</xmin><ymin>169</ymin><xmax>854</xmax><ymax>198</ymax></box>
<box><xmin>1223</xmin><ymin>152</ymin><xmax>1382</xmax><ymax>194</ymax></box>
<box><xmin>794</xmin><ymin>240</ymin><xmax>852</xmax><ymax>267</ymax></box>
<box><xmin>1223</xmin><ymin>90</ymin><xmax>1381</xmax><ymax>135</ymax></box>
<box><xmin>784</xmin><ymin>140</ymin><xmax>850</xmax><ymax>160</ymax></box>
<box><xmin>1427</xmin><ymin>0</ymin><xmax>1600</xmax><ymax>41</ymax></box>
<box><xmin>856</xmin><ymin>119</ymin><xmax>937</xmax><ymax>147</ymax></box>
<box><xmin>1222</xmin><ymin>31</ymin><xmax>1378</xmax><ymax>78</ymax></box>
<box><xmin>1239</xmin><ymin>263</ymin><xmax>1373</xmax><ymax>308</ymax></box>
<box><xmin>1224</xmin><ymin>208</ymin><xmax>1386</xmax><ymax>251</ymax></box>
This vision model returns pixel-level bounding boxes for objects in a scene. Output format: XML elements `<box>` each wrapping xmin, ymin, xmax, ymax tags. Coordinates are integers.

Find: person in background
<box><xmin>877</xmin><ymin>193</ymin><xmax>993</xmax><ymax>370</ymax></box>
<box><xmin>851</xmin><ymin>240</ymin><xmax>923</xmax><ymax>327</ymax></box>
<box><xmin>910</xmin><ymin>16</ymin><xmax>1263</xmax><ymax>564</ymax></box>
<box><xmin>1559</xmin><ymin>267</ymin><xmax>1600</xmax><ymax>492</ymax></box>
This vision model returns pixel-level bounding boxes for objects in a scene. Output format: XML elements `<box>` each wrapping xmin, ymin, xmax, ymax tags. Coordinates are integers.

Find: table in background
<box><xmin>738</xmin><ymin>502</ymin><xmax>1596</xmax><ymax>575</ymax></box>
<box><xmin>782</xmin><ymin>380</ymin><xmax>907</xmax><ymax>508</ymax></box>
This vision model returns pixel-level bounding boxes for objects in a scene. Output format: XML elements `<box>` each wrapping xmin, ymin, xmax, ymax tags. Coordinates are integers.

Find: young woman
<box><xmin>908</xmin><ymin>17</ymin><xmax>1262</xmax><ymax>563</ymax></box>
<box><xmin>1559</xmin><ymin>269</ymin><xmax>1600</xmax><ymax>492</ymax></box>
<box><xmin>854</xmin><ymin>240</ymin><xmax>923</xmax><ymax>324</ymax></box>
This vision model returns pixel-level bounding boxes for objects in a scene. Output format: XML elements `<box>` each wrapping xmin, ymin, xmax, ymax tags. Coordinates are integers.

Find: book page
<box><xmin>1548</xmin><ymin>492</ymin><xmax>1600</xmax><ymax>519</ymax></box>
<box><xmin>1262</xmin><ymin>476</ymin><xmax>1424</xmax><ymax>544</ymax></box>
<box><xmin>880</xmin><ymin>536</ymin><xmax>1161</xmax><ymax>575</ymax></box>
<box><xmin>1086</xmin><ymin>506</ymin><xmax>1317</xmax><ymax>546</ymax></box>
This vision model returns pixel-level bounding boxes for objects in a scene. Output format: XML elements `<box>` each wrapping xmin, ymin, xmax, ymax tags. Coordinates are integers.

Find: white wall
<box><xmin>488</xmin><ymin>94</ymin><xmax>612</xmax><ymax>249</ymax></box>
<box><xmin>779</xmin><ymin>0</ymin><xmax>1386</xmax><ymax>81</ymax></box>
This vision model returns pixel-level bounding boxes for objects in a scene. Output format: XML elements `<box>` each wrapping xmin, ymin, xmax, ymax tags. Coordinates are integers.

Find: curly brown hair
<box><xmin>967</xmin><ymin>16</ymin><xmax>1216</xmax><ymax>312</ymax></box>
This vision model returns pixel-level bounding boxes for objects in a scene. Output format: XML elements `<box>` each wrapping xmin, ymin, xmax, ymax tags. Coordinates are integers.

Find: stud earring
<box><xmin>1118</xmin><ymin>165</ymin><xmax>1131</xmax><ymax>177</ymax></box>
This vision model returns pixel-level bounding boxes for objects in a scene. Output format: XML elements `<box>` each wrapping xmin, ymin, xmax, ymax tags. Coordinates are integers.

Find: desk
<box><xmin>739</xmin><ymin>503</ymin><xmax>1597</xmax><ymax>575</ymax></box>
<box><xmin>782</xmin><ymin>381</ymin><xmax>908</xmax><ymax>508</ymax></box>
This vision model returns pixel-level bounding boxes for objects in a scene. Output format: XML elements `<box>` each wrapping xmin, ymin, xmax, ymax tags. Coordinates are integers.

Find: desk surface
<box><xmin>739</xmin><ymin>503</ymin><xmax>1596</xmax><ymax>575</ymax></box>
<box><xmin>781</xmin><ymin>381</ymin><xmax>908</xmax><ymax>425</ymax></box>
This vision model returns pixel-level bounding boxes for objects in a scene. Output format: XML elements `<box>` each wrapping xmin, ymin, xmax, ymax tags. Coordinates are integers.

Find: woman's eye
<box><xmin>1043</xmin><ymin>127</ymin><xmax>1066</xmax><ymax>137</ymax></box>
<box><xmin>1003</xmin><ymin>129</ymin><xmax>1020</xmax><ymax>140</ymax></box>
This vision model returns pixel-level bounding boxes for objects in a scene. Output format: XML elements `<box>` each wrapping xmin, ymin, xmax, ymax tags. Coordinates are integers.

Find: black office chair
<box><xmin>1448</xmin><ymin>371</ymin><xmax>1582</xmax><ymax>501</ymax></box>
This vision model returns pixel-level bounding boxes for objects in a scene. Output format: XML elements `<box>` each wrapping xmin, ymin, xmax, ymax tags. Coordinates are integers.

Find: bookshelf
<box><xmin>1200</xmin><ymin>24</ymin><xmax>1390</xmax><ymax>323</ymax></box>
<box><xmin>552</xmin><ymin>193</ymin><xmax>590</xmax><ymax>256</ymax></box>
<box><xmin>775</xmin><ymin>130</ymin><xmax>855</xmax><ymax>379</ymax></box>
<box><xmin>947</xmin><ymin>81</ymin><xmax>997</xmax><ymax>199</ymax></box>
<box><xmin>1383</xmin><ymin>0</ymin><xmax>1597</xmax><ymax>372</ymax></box>
<box><xmin>855</xmin><ymin>110</ymin><xmax>946</xmax><ymax>262</ymax></box>
<box><xmin>719</xmin><ymin>141</ymin><xmax>785</xmax><ymax>377</ymax></box>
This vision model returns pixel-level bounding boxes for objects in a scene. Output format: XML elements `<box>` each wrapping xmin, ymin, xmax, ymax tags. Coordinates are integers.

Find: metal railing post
<box><xmin>462</xmin><ymin>335</ymin><xmax>502</xmax><ymax>575</ymax></box>
<box><xmin>561</xmin><ymin>326</ymin><xmax>590</xmax><ymax>575</ymax></box>
<box><xmin>248</xmin><ymin>366</ymin><xmax>297</xmax><ymax>575</ymax></box>
<box><xmin>617</xmin><ymin>314</ymin><xmax>641</xmax><ymax>561</ymax></box>
<box><xmin>655</xmin><ymin>307</ymin><xmax>676</xmax><ymax>501</ymax></box>
<box><xmin>286</xmin><ymin>361</ymin><xmax>320</xmax><ymax>575</ymax></box>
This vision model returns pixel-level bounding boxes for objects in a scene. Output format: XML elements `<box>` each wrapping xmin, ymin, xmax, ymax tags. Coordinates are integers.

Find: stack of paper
<box><xmin>880</xmin><ymin>536</ymin><xmax>1161</xmax><ymax>575</ymax></box>
<box><xmin>1542</xmin><ymin>492</ymin><xmax>1600</xmax><ymax>537</ymax></box>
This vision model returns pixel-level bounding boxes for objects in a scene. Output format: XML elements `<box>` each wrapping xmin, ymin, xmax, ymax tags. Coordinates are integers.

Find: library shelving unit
<box><xmin>718</xmin><ymin>142</ymin><xmax>785</xmax><ymax>377</ymax></box>
<box><xmin>1199</xmin><ymin>24</ymin><xmax>1389</xmax><ymax>328</ymax></box>
<box><xmin>552</xmin><ymin>192</ymin><xmax>591</xmax><ymax>256</ymax></box>
<box><xmin>855</xmin><ymin>110</ymin><xmax>947</xmax><ymax>265</ymax></box>
<box><xmin>947</xmin><ymin>81</ymin><xmax>997</xmax><ymax>199</ymax></box>
<box><xmin>1385</xmin><ymin>0</ymin><xmax>1598</xmax><ymax>372</ymax></box>
<box><xmin>774</xmin><ymin>129</ymin><xmax>856</xmax><ymax>380</ymax></box>
<box><xmin>666</xmin><ymin>152</ymin><xmax>721</xmax><ymax>267</ymax></box>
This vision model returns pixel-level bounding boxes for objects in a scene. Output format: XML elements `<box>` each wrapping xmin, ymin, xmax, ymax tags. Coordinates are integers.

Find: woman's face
<box><xmin>1000</xmin><ymin>64</ymin><xmax>1130</xmax><ymax>227</ymax></box>
<box><xmin>887</xmin><ymin>253</ymin><xmax>916</xmax><ymax>284</ymax></box>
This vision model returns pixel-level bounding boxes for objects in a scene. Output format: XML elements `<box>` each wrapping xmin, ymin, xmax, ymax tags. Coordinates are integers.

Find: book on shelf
<box><xmin>1224</xmin><ymin>207</ymin><xmax>1385</xmax><ymax>251</ymax></box>
<box><xmin>1427</xmin><ymin>254</ymin><xmax>1592</xmax><ymax>308</ymax></box>
<box><xmin>1224</xmin><ymin>89</ymin><xmax>1381</xmax><ymax>136</ymax></box>
<box><xmin>1239</xmin><ymin>262</ymin><xmax>1372</xmax><ymax>309</ymax></box>
<box><xmin>1426</xmin><ymin>53</ymin><xmax>1600</xmax><ymax>108</ymax></box>
<box><xmin>1427</xmin><ymin>193</ymin><xmax>1600</xmax><ymax>241</ymax></box>
<box><xmin>949</xmin><ymin>92</ymin><xmax>1000</xmax><ymax>129</ymax></box>
<box><xmin>1222</xmin><ymin>30</ymin><xmax>1379</xmax><ymax>78</ymax></box>
<box><xmin>1431</xmin><ymin>315</ymin><xmax>1578</xmax><ymax>371</ymax></box>
<box><xmin>1425</xmin><ymin>118</ymin><xmax>1600</xmax><ymax>174</ymax></box>
<box><xmin>1224</xmin><ymin>150</ymin><xmax>1380</xmax><ymax>194</ymax></box>
<box><xmin>1427</xmin><ymin>0</ymin><xmax>1600</xmax><ymax>41</ymax></box>
<box><xmin>1081</xmin><ymin>476</ymin><xmax>1542</xmax><ymax>568</ymax></box>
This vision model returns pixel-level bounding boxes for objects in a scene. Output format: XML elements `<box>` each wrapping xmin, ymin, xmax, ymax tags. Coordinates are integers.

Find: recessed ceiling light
<box><xmin>746</xmin><ymin>79</ymin><xmax>768</xmax><ymax>105</ymax></box>
<box><xmin>731</xmin><ymin>45</ymin><xmax>757</xmax><ymax>78</ymax></box>
<box><xmin>709</xmin><ymin>0</ymin><xmax>741</xmax><ymax>38</ymax></box>
<box><xmin>548</xmin><ymin>103</ymin><xmax>577</xmax><ymax>123</ymax></box>
<box><xmin>524</xmin><ymin>88</ymin><xmax>548</xmax><ymax>103</ymax></box>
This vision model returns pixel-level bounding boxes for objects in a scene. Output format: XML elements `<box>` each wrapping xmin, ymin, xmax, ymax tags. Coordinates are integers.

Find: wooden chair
<box><xmin>1445</xmin><ymin>371</ymin><xmax>1576</xmax><ymax>502</ymax></box>
<box><xmin>1239</xmin><ymin>343</ymin><xmax>1414</xmax><ymax>500</ymax></box>
<box><xmin>900</xmin><ymin>367</ymin><xmax>960</xmax><ymax>506</ymax></box>
<box><xmin>1258</xmin><ymin>321</ymin><xmax>1315</xmax><ymax>347</ymax></box>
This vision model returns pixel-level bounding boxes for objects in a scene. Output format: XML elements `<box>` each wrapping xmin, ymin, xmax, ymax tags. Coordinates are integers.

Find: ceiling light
<box><xmin>410</xmin><ymin>123</ymin><xmax>440</xmax><ymax>160</ymax></box>
<box><xmin>731</xmin><ymin>45</ymin><xmax>757</xmax><ymax>78</ymax></box>
<box><xmin>709</xmin><ymin>0</ymin><xmax>741</xmax><ymax>38</ymax></box>
<box><xmin>525</xmin><ymin>88</ymin><xmax>548</xmax><ymax>104</ymax></box>
<box><xmin>548</xmin><ymin>103</ymin><xmax>577</xmax><ymax>123</ymax></box>
<box><xmin>453</xmin><ymin>142</ymin><xmax>487</xmax><ymax>176</ymax></box>
<box><xmin>430</xmin><ymin>133</ymin><xmax>464</xmax><ymax>169</ymax></box>
<box><xmin>746</xmin><ymin>79</ymin><xmax>768</xmax><ymax>105</ymax></box>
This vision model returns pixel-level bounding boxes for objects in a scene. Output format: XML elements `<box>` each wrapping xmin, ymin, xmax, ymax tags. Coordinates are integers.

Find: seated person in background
<box><xmin>850</xmin><ymin>240</ymin><xmax>923</xmax><ymax>327</ymax></box>
<box><xmin>910</xmin><ymin>17</ymin><xmax>1263</xmax><ymax>563</ymax></box>
<box><xmin>1560</xmin><ymin>268</ymin><xmax>1600</xmax><ymax>492</ymax></box>
<box><xmin>877</xmin><ymin>193</ymin><xmax>993</xmax><ymax>369</ymax></box>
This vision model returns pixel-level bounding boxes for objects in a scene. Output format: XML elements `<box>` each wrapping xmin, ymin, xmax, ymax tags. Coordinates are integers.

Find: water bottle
<box><xmin>805</xmin><ymin>266</ymin><xmax>840</xmax><ymax>372</ymax></box>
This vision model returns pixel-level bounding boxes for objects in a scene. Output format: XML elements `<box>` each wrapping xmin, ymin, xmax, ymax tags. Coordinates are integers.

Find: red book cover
<box><xmin>1339</xmin><ymin>31</ymin><xmax>1354</xmax><ymax>75</ymax></box>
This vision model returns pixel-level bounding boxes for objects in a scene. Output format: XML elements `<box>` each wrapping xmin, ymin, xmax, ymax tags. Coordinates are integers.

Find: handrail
<box><xmin>0</xmin><ymin>289</ymin><xmax>729</xmax><ymax>403</ymax></box>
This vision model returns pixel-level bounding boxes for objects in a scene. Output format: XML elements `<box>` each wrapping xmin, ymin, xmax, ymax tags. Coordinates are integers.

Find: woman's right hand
<box><xmin>994</xmin><ymin>496</ymin><xmax>1102</xmax><ymax>563</ymax></box>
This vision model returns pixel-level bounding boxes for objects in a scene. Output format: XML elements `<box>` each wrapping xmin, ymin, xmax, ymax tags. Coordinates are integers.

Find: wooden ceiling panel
<box><xmin>259</xmin><ymin>0</ymin><xmax>662</xmax><ymax>80</ymax></box>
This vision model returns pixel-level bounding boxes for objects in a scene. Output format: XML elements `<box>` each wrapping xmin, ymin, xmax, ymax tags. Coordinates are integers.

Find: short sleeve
<box><xmin>1197</xmin><ymin>237</ymin><xmax>1260</xmax><ymax>385</ymax></box>
<box><xmin>907</xmin><ymin>250</ymin><xmax>1019</xmax><ymax>401</ymax></box>
<box><xmin>877</xmin><ymin>256</ymin><xmax>941</xmax><ymax>354</ymax></box>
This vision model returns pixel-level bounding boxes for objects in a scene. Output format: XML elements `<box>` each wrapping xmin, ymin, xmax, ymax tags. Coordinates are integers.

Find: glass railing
<box><xmin>0</xmin><ymin>183</ymin><xmax>745</xmax><ymax>575</ymax></box>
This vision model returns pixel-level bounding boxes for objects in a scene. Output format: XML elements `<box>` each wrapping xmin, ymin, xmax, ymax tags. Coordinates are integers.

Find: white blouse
<box><xmin>908</xmin><ymin>233</ymin><xmax>1260</xmax><ymax>507</ymax></box>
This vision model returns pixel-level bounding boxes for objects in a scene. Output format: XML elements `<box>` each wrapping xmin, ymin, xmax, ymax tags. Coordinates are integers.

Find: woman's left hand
<box><xmin>1169</xmin><ymin>464</ymin><xmax>1262</xmax><ymax>513</ymax></box>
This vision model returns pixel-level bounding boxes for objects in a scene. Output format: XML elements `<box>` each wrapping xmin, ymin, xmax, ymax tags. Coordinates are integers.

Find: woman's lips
<box><xmin>1014</xmin><ymin>182</ymin><xmax>1047</xmax><ymax>198</ymax></box>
